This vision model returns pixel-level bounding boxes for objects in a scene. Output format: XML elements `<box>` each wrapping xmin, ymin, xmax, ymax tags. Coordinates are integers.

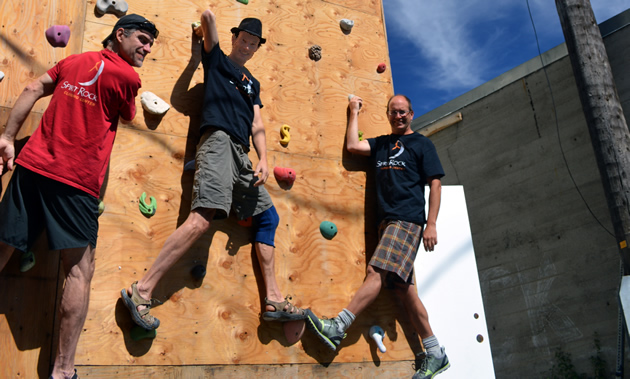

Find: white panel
<box><xmin>415</xmin><ymin>185</ymin><xmax>495</xmax><ymax>377</ymax></box>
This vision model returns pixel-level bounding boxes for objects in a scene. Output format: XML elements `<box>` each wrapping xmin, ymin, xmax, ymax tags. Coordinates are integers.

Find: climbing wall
<box><xmin>1</xmin><ymin>0</ymin><xmax>419</xmax><ymax>376</ymax></box>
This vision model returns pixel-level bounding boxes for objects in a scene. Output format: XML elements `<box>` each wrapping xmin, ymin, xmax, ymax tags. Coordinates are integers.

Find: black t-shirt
<box><xmin>200</xmin><ymin>43</ymin><xmax>263</xmax><ymax>149</ymax></box>
<box><xmin>367</xmin><ymin>133</ymin><xmax>445</xmax><ymax>225</ymax></box>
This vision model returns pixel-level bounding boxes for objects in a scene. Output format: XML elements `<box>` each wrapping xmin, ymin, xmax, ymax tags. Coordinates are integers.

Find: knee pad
<box><xmin>253</xmin><ymin>205</ymin><xmax>279</xmax><ymax>247</ymax></box>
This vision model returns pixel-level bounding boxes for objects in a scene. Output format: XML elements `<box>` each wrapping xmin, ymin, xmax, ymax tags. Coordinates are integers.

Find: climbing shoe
<box><xmin>304</xmin><ymin>309</ymin><xmax>345</xmax><ymax>351</ymax></box>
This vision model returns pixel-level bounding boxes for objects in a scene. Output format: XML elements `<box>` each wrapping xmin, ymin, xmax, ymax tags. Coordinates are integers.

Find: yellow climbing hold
<box><xmin>280</xmin><ymin>124</ymin><xmax>291</xmax><ymax>146</ymax></box>
<box><xmin>139</xmin><ymin>192</ymin><xmax>157</xmax><ymax>218</ymax></box>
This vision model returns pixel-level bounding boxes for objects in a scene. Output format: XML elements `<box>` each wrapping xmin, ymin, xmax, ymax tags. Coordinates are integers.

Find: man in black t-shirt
<box><xmin>121</xmin><ymin>10</ymin><xmax>305</xmax><ymax>333</ymax></box>
<box><xmin>305</xmin><ymin>95</ymin><xmax>450</xmax><ymax>379</ymax></box>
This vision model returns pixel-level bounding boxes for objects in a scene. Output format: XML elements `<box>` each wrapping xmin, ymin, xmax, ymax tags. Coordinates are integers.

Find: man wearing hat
<box><xmin>121</xmin><ymin>10</ymin><xmax>306</xmax><ymax>332</ymax></box>
<box><xmin>0</xmin><ymin>14</ymin><xmax>158</xmax><ymax>379</ymax></box>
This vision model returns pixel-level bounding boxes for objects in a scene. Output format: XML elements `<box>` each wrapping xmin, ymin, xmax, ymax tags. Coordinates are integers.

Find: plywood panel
<box><xmin>0</xmin><ymin>0</ymin><xmax>87</xmax><ymax>110</ymax></box>
<box><xmin>2</xmin><ymin>0</ymin><xmax>403</xmax><ymax>374</ymax></box>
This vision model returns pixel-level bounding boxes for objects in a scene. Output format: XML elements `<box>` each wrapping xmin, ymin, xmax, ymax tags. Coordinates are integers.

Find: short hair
<box><xmin>103</xmin><ymin>28</ymin><xmax>138</xmax><ymax>49</ymax></box>
<box><xmin>386</xmin><ymin>94</ymin><xmax>413</xmax><ymax>113</ymax></box>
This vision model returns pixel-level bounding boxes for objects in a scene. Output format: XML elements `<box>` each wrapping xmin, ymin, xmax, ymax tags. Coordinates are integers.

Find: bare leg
<box><xmin>51</xmin><ymin>245</ymin><xmax>96</xmax><ymax>379</ymax></box>
<box><xmin>395</xmin><ymin>282</ymin><xmax>433</xmax><ymax>339</ymax></box>
<box><xmin>346</xmin><ymin>265</ymin><xmax>387</xmax><ymax>316</ymax></box>
<box><xmin>0</xmin><ymin>241</ymin><xmax>16</xmax><ymax>272</ymax></box>
<box><xmin>254</xmin><ymin>242</ymin><xmax>284</xmax><ymax>311</ymax></box>
<box><xmin>130</xmin><ymin>208</ymin><xmax>215</xmax><ymax>301</ymax></box>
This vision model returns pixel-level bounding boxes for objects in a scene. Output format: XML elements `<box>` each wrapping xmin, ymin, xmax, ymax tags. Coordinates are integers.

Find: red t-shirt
<box><xmin>16</xmin><ymin>49</ymin><xmax>141</xmax><ymax>197</ymax></box>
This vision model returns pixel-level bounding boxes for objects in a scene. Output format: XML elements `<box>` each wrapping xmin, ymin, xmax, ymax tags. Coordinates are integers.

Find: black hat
<box><xmin>101</xmin><ymin>14</ymin><xmax>159</xmax><ymax>48</ymax></box>
<box><xmin>230</xmin><ymin>18</ymin><xmax>266</xmax><ymax>45</ymax></box>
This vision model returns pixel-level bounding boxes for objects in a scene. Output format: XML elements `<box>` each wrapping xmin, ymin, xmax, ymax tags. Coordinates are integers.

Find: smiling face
<box><xmin>229</xmin><ymin>31</ymin><xmax>261</xmax><ymax>66</ymax></box>
<box><xmin>387</xmin><ymin>95</ymin><xmax>414</xmax><ymax>135</ymax></box>
<box><xmin>116</xmin><ymin>28</ymin><xmax>154</xmax><ymax>67</ymax></box>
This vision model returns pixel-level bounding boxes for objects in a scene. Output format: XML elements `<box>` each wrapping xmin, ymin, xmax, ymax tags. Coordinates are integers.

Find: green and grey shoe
<box><xmin>304</xmin><ymin>309</ymin><xmax>346</xmax><ymax>351</ymax></box>
<box><xmin>412</xmin><ymin>347</ymin><xmax>450</xmax><ymax>379</ymax></box>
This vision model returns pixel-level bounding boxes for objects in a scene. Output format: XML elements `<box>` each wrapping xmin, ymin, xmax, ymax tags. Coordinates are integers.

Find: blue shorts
<box><xmin>0</xmin><ymin>166</ymin><xmax>99</xmax><ymax>251</ymax></box>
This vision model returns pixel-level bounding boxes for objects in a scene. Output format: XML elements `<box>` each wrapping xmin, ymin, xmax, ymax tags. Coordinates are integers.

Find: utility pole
<box><xmin>555</xmin><ymin>0</ymin><xmax>630</xmax><ymax>272</ymax></box>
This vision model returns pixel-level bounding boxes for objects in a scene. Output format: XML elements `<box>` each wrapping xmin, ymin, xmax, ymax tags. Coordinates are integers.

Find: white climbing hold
<box><xmin>340</xmin><ymin>19</ymin><xmax>354</xmax><ymax>32</ymax></box>
<box><xmin>141</xmin><ymin>91</ymin><xmax>170</xmax><ymax>115</ymax></box>
<box><xmin>369</xmin><ymin>325</ymin><xmax>386</xmax><ymax>353</ymax></box>
<box><xmin>0</xmin><ymin>71</ymin><xmax>4</xmax><ymax>82</ymax></box>
<box><xmin>348</xmin><ymin>94</ymin><xmax>354</xmax><ymax>101</ymax></box>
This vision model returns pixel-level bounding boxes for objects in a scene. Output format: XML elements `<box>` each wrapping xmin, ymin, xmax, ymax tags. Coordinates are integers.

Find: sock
<box><xmin>334</xmin><ymin>308</ymin><xmax>356</xmax><ymax>333</ymax></box>
<box><xmin>422</xmin><ymin>335</ymin><xmax>444</xmax><ymax>357</ymax></box>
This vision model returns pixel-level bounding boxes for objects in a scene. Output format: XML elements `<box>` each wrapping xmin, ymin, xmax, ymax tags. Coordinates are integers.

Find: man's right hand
<box><xmin>349</xmin><ymin>95</ymin><xmax>363</xmax><ymax>113</ymax></box>
<box><xmin>0</xmin><ymin>135</ymin><xmax>15</xmax><ymax>172</ymax></box>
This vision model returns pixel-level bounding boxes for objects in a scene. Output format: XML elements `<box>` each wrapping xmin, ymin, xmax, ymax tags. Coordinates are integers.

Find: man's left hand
<box><xmin>253</xmin><ymin>161</ymin><xmax>269</xmax><ymax>186</ymax></box>
<box><xmin>423</xmin><ymin>223</ymin><xmax>438</xmax><ymax>252</ymax></box>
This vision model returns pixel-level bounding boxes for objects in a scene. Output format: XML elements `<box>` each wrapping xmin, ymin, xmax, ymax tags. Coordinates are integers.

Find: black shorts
<box><xmin>0</xmin><ymin>166</ymin><xmax>99</xmax><ymax>251</ymax></box>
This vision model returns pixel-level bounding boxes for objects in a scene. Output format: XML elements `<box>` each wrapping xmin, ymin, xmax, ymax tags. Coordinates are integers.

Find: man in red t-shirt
<box><xmin>0</xmin><ymin>14</ymin><xmax>158</xmax><ymax>379</ymax></box>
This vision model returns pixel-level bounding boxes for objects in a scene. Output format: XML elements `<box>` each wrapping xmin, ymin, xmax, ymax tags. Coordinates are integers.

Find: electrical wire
<box><xmin>525</xmin><ymin>0</ymin><xmax>615</xmax><ymax>238</ymax></box>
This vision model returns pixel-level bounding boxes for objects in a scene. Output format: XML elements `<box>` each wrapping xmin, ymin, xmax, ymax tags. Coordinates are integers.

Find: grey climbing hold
<box><xmin>95</xmin><ymin>0</ymin><xmax>129</xmax><ymax>17</ymax></box>
<box><xmin>340</xmin><ymin>19</ymin><xmax>354</xmax><ymax>33</ymax></box>
<box><xmin>141</xmin><ymin>91</ymin><xmax>170</xmax><ymax>115</ymax></box>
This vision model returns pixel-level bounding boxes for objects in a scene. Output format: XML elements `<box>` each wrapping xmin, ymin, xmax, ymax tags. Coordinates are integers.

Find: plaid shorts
<box><xmin>369</xmin><ymin>220</ymin><xmax>423</xmax><ymax>285</ymax></box>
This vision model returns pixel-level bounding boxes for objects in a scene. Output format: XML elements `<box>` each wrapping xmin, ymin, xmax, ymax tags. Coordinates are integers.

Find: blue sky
<box><xmin>383</xmin><ymin>0</ymin><xmax>629</xmax><ymax>116</ymax></box>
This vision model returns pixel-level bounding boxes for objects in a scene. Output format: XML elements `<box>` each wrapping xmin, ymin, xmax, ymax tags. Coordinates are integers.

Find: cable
<box><xmin>525</xmin><ymin>0</ymin><xmax>615</xmax><ymax>238</ymax></box>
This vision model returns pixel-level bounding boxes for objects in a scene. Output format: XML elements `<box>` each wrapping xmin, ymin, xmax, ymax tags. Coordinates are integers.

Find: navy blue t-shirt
<box><xmin>200</xmin><ymin>43</ymin><xmax>263</xmax><ymax>149</ymax></box>
<box><xmin>367</xmin><ymin>133</ymin><xmax>445</xmax><ymax>225</ymax></box>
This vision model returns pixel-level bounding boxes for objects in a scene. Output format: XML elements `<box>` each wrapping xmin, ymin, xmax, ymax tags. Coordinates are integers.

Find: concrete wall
<box><xmin>414</xmin><ymin>10</ymin><xmax>630</xmax><ymax>378</ymax></box>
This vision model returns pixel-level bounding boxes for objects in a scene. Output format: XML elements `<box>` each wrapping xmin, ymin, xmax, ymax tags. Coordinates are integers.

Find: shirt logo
<box><xmin>376</xmin><ymin>139</ymin><xmax>407</xmax><ymax>170</ymax></box>
<box><xmin>78</xmin><ymin>60</ymin><xmax>104</xmax><ymax>86</ymax></box>
<box><xmin>391</xmin><ymin>140</ymin><xmax>405</xmax><ymax>159</ymax></box>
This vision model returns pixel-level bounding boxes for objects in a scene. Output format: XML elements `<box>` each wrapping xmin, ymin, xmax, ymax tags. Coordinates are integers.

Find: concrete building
<box><xmin>414</xmin><ymin>8</ymin><xmax>630</xmax><ymax>378</ymax></box>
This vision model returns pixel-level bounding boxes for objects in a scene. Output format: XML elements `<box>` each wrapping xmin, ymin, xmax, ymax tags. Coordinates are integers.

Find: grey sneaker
<box><xmin>412</xmin><ymin>347</ymin><xmax>450</xmax><ymax>379</ymax></box>
<box><xmin>304</xmin><ymin>309</ymin><xmax>346</xmax><ymax>351</ymax></box>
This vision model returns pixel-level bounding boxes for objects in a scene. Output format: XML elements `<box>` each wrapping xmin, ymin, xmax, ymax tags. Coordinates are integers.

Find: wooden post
<box><xmin>555</xmin><ymin>0</ymin><xmax>630</xmax><ymax>271</ymax></box>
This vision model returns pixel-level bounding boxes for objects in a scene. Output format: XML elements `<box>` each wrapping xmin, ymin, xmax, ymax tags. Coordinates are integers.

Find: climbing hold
<box><xmin>274</xmin><ymin>167</ymin><xmax>296</xmax><ymax>187</ymax></box>
<box><xmin>319</xmin><ymin>221</ymin><xmax>337</xmax><ymax>240</ymax></box>
<box><xmin>20</xmin><ymin>251</ymin><xmax>36</xmax><ymax>273</ymax></box>
<box><xmin>95</xmin><ymin>0</ymin><xmax>129</xmax><ymax>17</ymax></box>
<box><xmin>139</xmin><ymin>192</ymin><xmax>157</xmax><ymax>218</ymax></box>
<box><xmin>237</xmin><ymin>217</ymin><xmax>253</xmax><ymax>227</ymax></box>
<box><xmin>0</xmin><ymin>71</ymin><xmax>4</xmax><ymax>82</ymax></box>
<box><xmin>377</xmin><ymin>63</ymin><xmax>387</xmax><ymax>73</ymax></box>
<box><xmin>141</xmin><ymin>91</ymin><xmax>170</xmax><ymax>115</ymax></box>
<box><xmin>358</xmin><ymin>130</ymin><xmax>364</xmax><ymax>141</ymax></box>
<box><xmin>191</xmin><ymin>264</ymin><xmax>206</xmax><ymax>280</ymax></box>
<box><xmin>184</xmin><ymin>159</ymin><xmax>196</xmax><ymax>171</ymax></box>
<box><xmin>131</xmin><ymin>325</ymin><xmax>157</xmax><ymax>341</ymax></box>
<box><xmin>308</xmin><ymin>45</ymin><xmax>322</xmax><ymax>62</ymax></box>
<box><xmin>45</xmin><ymin>25</ymin><xmax>71</xmax><ymax>48</ymax></box>
<box><xmin>236</xmin><ymin>0</ymin><xmax>249</xmax><ymax>4</ymax></box>
<box><xmin>192</xmin><ymin>21</ymin><xmax>203</xmax><ymax>37</ymax></box>
<box><xmin>98</xmin><ymin>199</ymin><xmax>105</xmax><ymax>215</ymax></box>
<box><xmin>280</xmin><ymin>124</ymin><xmax>291</xmax><ymax>146</ymax></box>
<box><xmin>340</xmin><ymin>19</ymin><xmax>354</xmax><ymax>33</ymax></box>
<box><xmin>369</xmin><ymin>325</ymin><xmax>386</xmax><ymax>353</ymax></box>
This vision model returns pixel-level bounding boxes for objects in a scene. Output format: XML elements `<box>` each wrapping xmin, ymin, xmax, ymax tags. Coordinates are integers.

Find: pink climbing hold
<box><xmin>274</xmin><ymin>167</ymin><xmax>296</xmax><ymax>186</ymax></box>
<box><xmin>45</xmin><ymin>25</ymin><xmax>71</xmax><ymax>48</ymax></box>
<box><xmin>377</xmin><ymin>62</ymin><xmax>387</xmax><ymax>74</ymax></box>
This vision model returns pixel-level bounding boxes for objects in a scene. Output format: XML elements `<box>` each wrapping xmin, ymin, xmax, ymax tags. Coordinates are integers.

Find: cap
<box><xmin>101</xmin><ymin>14</ymin><xmax>159</xmax><ymax>48</ymax></box>
<box><xmin>230</xmin><ymin>18</ymin><xmax>266</xmax><ymax>45</ymax></box>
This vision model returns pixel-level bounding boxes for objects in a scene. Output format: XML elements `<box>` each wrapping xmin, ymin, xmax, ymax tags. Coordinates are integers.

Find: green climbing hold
<box><xmin>358</xmin><ymin>130</ymin><xmax>364</xmax><ymax>141</ymax></box>
<box><xmin>139</xmin><ymin>192</ymin><xmax>157</xmax><ymax>218</ymax></box>
<box><xmin>320</xmin><ymin>221</ymin><xmax>338</xmax><ymax>240</ymax></box>
<box><xmin>131</xmin><ymin>325</ymin><xmax>157</xmax><ymax>341</ymax></box>
<box><xmin>98</xmin><ymin>199</ymin><xmax>105</xmax><ymax>215</ymax></box>
<box><xmin>20</xmin><ymin>250</ymin><xmax>36</xmax><ymax>272</ymax></box>
<box><xmin>237</xmin><ymin>0</ymin><xmax>248</xmax><ymax>3</ymax></box>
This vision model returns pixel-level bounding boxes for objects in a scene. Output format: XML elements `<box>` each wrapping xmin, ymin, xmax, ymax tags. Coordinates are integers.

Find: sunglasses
<box><xmin>132</xmin><ymin>21</ymin><xmax>159</xmax><ymax>39</ymax></box>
